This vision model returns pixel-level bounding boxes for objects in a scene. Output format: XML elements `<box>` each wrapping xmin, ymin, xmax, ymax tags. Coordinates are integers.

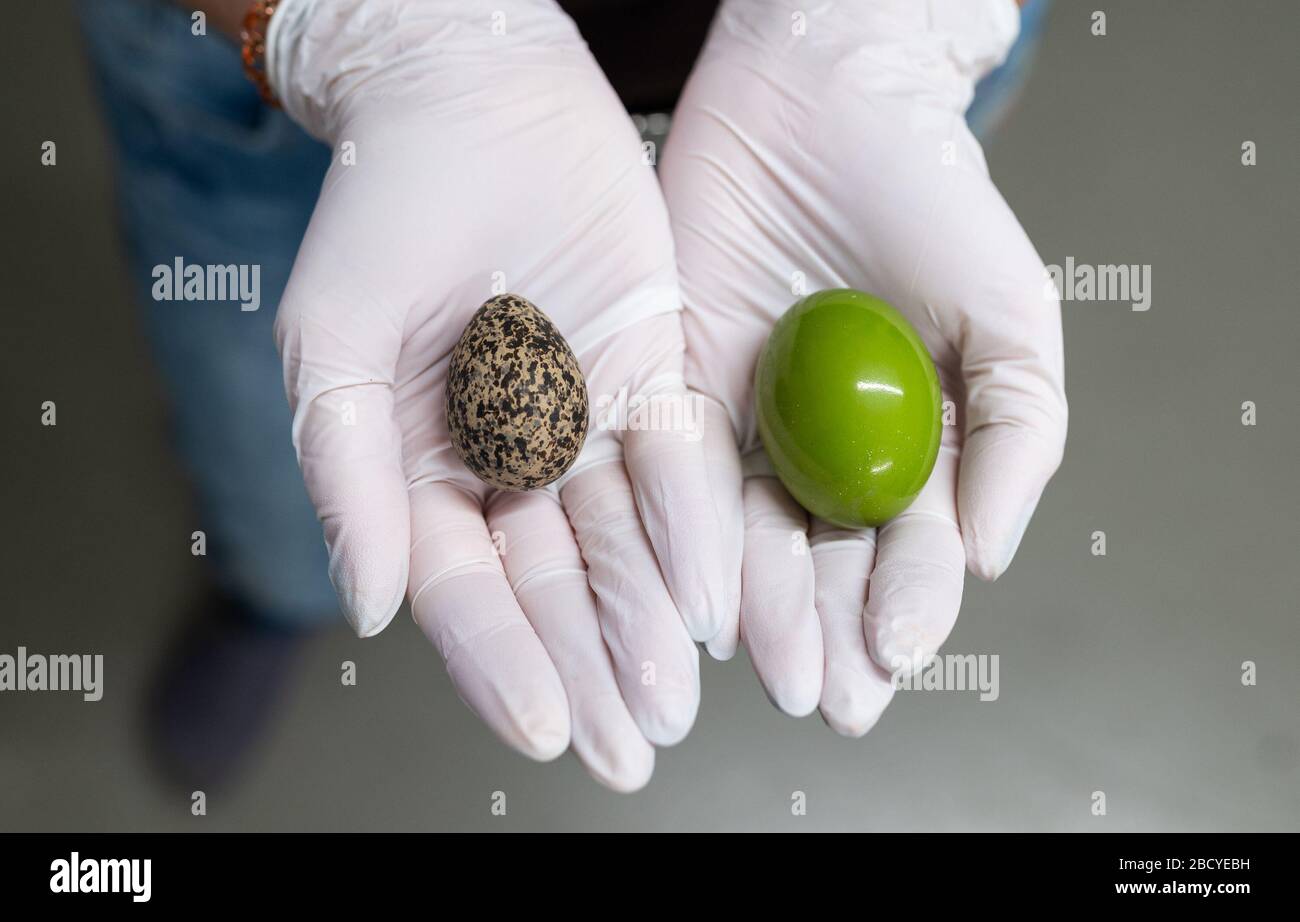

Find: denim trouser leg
<box><xmin>77</xmin><ymin>0</ymin><xmax>337</xmax><ymax>627</ymax></box>
<box><xmin>968</xmin><ymin>0</ymin><xmax>1053</xmax><ymax>141</ymax></box>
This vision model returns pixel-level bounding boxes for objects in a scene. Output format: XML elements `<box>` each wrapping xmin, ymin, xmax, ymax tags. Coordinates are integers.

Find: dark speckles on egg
<box><xmin>446</xmin><ymin>294</ymin><xmax>589</xmax><ymax>491</ymax></box>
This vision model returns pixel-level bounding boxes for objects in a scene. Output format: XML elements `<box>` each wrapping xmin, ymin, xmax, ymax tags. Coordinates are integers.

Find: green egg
<box><xmin>754</xmin><ymin>288</ymin><xmax>942</xmax><ymax>528</ymax></box>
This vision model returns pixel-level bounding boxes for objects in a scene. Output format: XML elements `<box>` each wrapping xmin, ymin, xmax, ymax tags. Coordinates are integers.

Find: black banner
<box><xmin>0</xmin><ymin>833</ymin><xmax>1286</xmax><ymax>907</ymax></box>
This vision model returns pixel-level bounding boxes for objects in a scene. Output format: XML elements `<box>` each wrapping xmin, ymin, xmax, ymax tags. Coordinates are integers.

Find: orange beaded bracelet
<box><xmin>240</xmin><ymin>0</ymin><xmax>279</xmax><ymax>107</ymax></box>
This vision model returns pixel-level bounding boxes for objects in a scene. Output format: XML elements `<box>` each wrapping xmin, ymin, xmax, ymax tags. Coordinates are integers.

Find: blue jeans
<box><xmin>78</xmin><ymin>0</ymin><xmax>336</xmax><ymax>626</ymax></box>
<box><xmin>77</xmin><ymin>0</ymin><xmax>1047</xmax><ymax>628</ymax></box>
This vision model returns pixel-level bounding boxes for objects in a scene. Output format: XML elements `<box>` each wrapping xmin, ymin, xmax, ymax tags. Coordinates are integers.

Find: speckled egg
<box><xmin>446</xmin><ymin>294</ymin><xmax>589</xmax><ymax>491</ymax></box>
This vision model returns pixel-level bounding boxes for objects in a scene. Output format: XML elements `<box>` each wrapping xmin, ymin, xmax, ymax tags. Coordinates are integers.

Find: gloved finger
<box><xmin>809</xmin><ymin>519</ymin><xmax>895</xmax><ymax>738</ymax></box>
<box><xmin>624</xmin><ymin>386</ymin><xmax>729</xmax><ymax>643</ymax></box>
<box><xmin>485</xmin><ymin>490</ymin><xmax>654</xmax><ymax>793</ymax></box>
<box><xmin>408</xmin><ymin>480</ymin><xmax>570</xmax><ymax>762</ymax></box>
<box><xmin>281</xmin><ymin>380</ymin><xmax>410</xmax><ymax>637</ymax></box>
<box><xmin>696</xmin><ymin>395</ymin><xmax>744</xmax><ymax>661</ymax></box>
<box><xmin>864</xmin><ymin>447</ymin><xmax>966</xmax><ymax>675</ymax></box>
<box><xmin>739</xmin><ymin>461</ymin><xmax>824</xmax><ymax>717</ymax></box>
<box><xmin>561</xmin><ymin>461</ymin><xmax>700</xmax><ymax>746</ymax></box>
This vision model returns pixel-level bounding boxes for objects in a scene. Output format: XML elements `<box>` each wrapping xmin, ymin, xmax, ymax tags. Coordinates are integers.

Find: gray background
<box><xmin>2</xmin><ymin>1</ymin><xmax>1297</xmax><ymax>831</ymax></box>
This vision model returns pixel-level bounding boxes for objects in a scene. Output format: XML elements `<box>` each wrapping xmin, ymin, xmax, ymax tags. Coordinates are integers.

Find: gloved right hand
<box><xmin>267</xmin><ymin>0</ymin><xmax>728</xmax><ymax>791</ymax></box>
<box><xmin>661</xmin><ymin>0</ymin><xmax>1067</xmax><ymax>734</ymax></box>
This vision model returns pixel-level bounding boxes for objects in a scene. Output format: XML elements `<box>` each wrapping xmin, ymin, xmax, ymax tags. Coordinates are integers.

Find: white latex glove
<box><xmin>660</xmin><ymin>0</ymin><xmax>1067</xmax><ymax>734</ymax></box>
<box><xmin>267</xmin><ymin>0</ymin><xmax>727</xmax><ymax>790</ymax></box>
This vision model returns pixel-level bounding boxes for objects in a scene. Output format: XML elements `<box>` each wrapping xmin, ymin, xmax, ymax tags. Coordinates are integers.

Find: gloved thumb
<box><xmin>956</xmin><ymin>265</ymin><xmax>1067</xmax><ymax>582</ymax></box>
<box><xmin>958</xmin><ymin>420</ymin><xmax>1064</xmax><ymax>581</ymax></box>
<box><xmin>274</xmin><ymin>201</ymin><xmax>411</xmax><ymax>637</ymax></box>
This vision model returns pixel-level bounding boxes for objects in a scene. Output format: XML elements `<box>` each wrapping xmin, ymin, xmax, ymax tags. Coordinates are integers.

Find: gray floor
<box><xmin>2</xmin><ymin>1</ymin><xmax>1297</xmax><ymax>831</ymax></box>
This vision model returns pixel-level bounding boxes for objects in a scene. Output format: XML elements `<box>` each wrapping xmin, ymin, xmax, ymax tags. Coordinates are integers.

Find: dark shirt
<box><xmin>558</xmin><ymin>0</ymin><xmax>720</xmax><ymax>111</ymax></box>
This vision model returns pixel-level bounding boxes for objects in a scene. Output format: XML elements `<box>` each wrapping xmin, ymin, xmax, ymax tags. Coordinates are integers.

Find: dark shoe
<box><xmin>146</xmin><ymin>591</ymin><xmax>310</xmax><ymax>792</ymax></box>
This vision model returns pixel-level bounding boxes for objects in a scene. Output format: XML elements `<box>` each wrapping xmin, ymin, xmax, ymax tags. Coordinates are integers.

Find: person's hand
<box><xmin>267</xmin><ymin>0</ymin><xmax>727</xmax><ymax>790</ymax></box>
<box><xmin>660</xmin><ymin>0</ymin><xmax>1067</xmax><ymax>734</ymax></box>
